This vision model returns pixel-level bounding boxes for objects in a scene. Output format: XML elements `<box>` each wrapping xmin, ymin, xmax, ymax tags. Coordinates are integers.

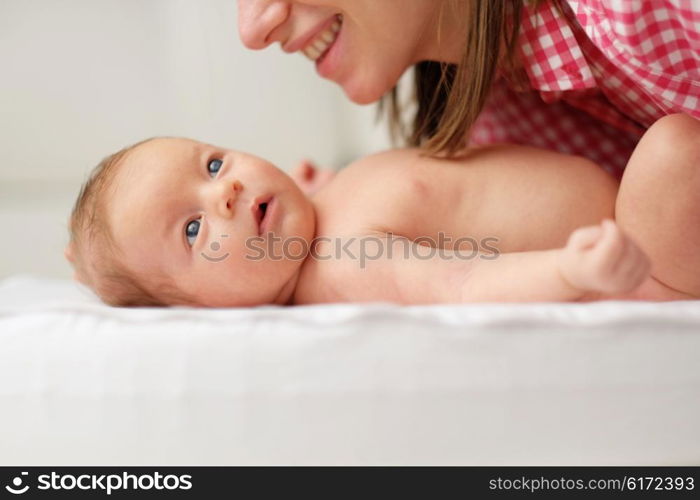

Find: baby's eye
<box><xmin>207</xmin><ymin>158</ymin><xmax>223</xmax><ymax>177</ymax></box>
<box><xmin>185</xmin><ymin>218</ymin><xmax>201</xmax><ymax>246</ymax></box>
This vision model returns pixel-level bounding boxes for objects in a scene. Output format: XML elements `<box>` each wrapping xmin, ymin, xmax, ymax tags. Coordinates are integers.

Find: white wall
<box><xmin>0</xmin><ymin>0</ymin><xmax>390</xmax><ymax>279</ymax></box>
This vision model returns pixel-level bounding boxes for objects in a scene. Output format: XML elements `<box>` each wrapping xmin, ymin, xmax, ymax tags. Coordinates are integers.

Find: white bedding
<box><xmin>1</xmin><ymin>274</ymin><xmax>699</xmax><ymax>465</ymax></box>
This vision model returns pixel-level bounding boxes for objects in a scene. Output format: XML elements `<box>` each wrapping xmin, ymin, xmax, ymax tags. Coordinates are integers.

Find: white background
<box><xmin>0</xmin><ymin>0</ymin><xmax>392</xmax><ymax>279</ymax></box>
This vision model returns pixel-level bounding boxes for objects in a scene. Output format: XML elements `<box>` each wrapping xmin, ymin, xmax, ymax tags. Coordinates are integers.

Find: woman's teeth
<box><xmin>303</xmin><ymin>17</ymin><xmax>342</xmax><ymax>62</ymax></box>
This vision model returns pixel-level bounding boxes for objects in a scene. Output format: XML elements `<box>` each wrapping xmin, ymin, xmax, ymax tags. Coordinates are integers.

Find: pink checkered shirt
<box><xmin>470</xmin><ymin>0</ymin><xmax>700</xmax><ymax>177</ymax></box>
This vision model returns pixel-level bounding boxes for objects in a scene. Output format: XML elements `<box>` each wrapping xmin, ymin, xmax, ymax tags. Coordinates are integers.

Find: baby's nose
<box><xmin>214</xmin><ymin>180</ymin><xmax>243</xmax><ymax>218</ymax></box>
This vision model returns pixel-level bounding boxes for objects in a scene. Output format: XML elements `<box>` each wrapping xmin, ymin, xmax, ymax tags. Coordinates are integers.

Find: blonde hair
<box><xmin>382</xmin><ymin>0</ymin><xmax>553</xmax><ymax>156</ymax></box>
<box><xmin>66</xmin><ymin>138</ymin><xmax>193</xmax><ymax>307</ymax></box>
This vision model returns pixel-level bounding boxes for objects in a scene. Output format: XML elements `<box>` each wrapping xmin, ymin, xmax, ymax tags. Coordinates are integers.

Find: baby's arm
<box><xmin>305</xmin><ymin>221</ymin><xmax>649</xmax><ymax>304</ymax></box>
<box><xmin>471</xmin><ymin>219</ymin><xmax>651</xmax><ymax>302</ymax></box>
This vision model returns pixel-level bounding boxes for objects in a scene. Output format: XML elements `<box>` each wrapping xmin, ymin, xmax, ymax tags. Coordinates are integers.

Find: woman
<box><xmin>237</xmin><ymin>0</ymin><xmax>699</xmax><ymax>177</ymax></box>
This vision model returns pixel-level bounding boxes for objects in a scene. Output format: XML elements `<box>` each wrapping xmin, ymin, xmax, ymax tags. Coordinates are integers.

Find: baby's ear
<box><xmin>64</xmin><ymin>244</ymin><xmax>76</xmax><ymax>263</ymax></box>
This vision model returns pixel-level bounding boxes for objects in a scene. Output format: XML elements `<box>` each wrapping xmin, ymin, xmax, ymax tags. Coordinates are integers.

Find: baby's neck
<box><xmin>273</xmin><ymin>201</ymin><xmax>320</xmax><ymax>305</ymax></box>
<box><xmin>272</xmin><ymin>265</ymin><xmax>304</xmax><ymax>305</ymax></box>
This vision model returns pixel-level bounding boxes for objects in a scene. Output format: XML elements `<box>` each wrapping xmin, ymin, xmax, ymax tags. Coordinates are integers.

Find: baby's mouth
<box><xmin>253</xmin><ymin>196</ymin><xmax>272</xmax><ymax>236</ymax></box>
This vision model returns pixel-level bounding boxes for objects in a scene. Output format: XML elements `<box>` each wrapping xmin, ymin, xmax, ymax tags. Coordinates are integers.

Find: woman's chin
<box><xmin>341</xmin><ymin>77</ymin><xmax>391</xmax><ymax>105</ymax></box>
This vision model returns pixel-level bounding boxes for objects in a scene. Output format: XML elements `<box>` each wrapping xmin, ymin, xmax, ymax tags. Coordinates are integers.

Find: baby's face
<box><xmin>107</xmin><ymin>138</ymin><xmax>315</xmax><ymax>306</ymax></box>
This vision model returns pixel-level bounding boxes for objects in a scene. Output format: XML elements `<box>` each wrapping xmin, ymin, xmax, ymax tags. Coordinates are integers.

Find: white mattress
<box><xmin>1</xmin><ymin>274</ymin><xmax>699</xmax><ymax>465</ymax></box>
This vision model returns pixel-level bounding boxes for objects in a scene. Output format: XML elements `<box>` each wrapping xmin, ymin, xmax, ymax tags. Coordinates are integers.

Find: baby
<box><xmin>66</xmin><ymin>114</ymin><xmax>700</xmax><ymax>307</ymax></box>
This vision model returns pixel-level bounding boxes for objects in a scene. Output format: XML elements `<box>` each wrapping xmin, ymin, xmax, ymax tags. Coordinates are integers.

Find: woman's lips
<box><xmin>303</xmin><ymin>15</ymin><xmax>341</xmax><ymax>61</ymax></box>
<box><xmin>284</xmin><ymin>15</ymin><xmax>339</xmax><ymax>54</ymax></box>
<box><xmin>315</xmin><ymin>18</ymin><xmax>342</xmax><ymax>79</ymax></box>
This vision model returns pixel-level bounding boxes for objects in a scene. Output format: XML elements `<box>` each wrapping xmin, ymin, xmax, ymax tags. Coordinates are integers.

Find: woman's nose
<box><xmin>238</xmin><ymin>0</ymin><xmax>290</xmax><ymax>50</ymax></box>
<box><xmin>210</xmin><ymin>179</ymin><xmax>244</xmax><ymax>218</ymax></box>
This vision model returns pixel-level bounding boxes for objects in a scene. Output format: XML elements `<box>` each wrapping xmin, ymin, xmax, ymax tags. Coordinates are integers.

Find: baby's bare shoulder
<box><xmin>337</xmin><ymin>148</ymin><xmax>427</xmax><ymax>181</ymax></box>
<box><xmin>312</xmin><ymin>149</ymin><xmax>436</xmax><ymax>233</ymax></box>
<box><xmin>321</xmin><ymin>148</ymin><xmax>449</xmax><ymax>203</ymax></box>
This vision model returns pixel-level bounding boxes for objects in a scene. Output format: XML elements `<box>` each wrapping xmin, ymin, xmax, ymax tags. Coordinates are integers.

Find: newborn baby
<box><xmin>66</xmin><ymin>114</ymin><xmax>700</xmax><ymax>307</ymax></box>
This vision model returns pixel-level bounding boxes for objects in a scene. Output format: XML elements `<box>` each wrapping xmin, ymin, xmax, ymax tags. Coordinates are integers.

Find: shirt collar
<box><xmin>516</xmin><ymin>0</ymin><xmax>597</xmax><ymax>91</ymax></box>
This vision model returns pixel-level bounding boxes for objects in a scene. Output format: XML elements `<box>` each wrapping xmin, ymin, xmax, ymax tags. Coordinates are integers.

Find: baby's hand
<box><xmin>558</xmin><ymin>219</ymin><xmax>651</xmax><ymax>294</ymax></box>
<box><xmin>290</xmin><ymin>159</ymin><xmax>336</xmax><ymax>195</ymax></box>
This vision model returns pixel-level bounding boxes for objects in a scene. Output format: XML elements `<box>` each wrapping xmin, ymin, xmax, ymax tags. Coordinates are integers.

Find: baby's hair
<box><xmin>67</xmin><ymin>138</ymin><xmax>194</xmax><ymax>307</ymax></box>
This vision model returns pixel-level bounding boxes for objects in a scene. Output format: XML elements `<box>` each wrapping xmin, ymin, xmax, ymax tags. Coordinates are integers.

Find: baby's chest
<box><xmin>318</xmin><ymin>168</ymin><xmax>476</xmax><ymax>247</ymax></box>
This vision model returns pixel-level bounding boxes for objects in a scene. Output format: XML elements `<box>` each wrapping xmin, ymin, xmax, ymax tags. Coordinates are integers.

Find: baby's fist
<box><xmin>558</xmin><ymin>219</ymin><xmax>651</xmax><ymax>294</ymax></box>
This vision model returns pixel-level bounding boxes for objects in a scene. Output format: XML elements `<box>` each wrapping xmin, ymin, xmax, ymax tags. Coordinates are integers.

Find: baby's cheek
<box><xmin>198</xmin><ymin>235</ymin><xmax>236</xmax><ymax>263</ymax></box>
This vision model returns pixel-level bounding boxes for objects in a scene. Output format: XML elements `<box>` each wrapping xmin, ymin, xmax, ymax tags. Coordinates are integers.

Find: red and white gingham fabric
<box><xmin>470</xmin><ymin>0</ymin><xmax>700</xmax><ymax>177</ymax></box>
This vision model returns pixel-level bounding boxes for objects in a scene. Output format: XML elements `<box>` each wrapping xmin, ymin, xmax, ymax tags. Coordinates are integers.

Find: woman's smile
<box><xmin>313</xmin><ymin>15</ymin><xmax>342</xmax><ymax>79</ymax></box>
<box><xmin>299</xmin><ymin>14</ymin><xmax>341</xmax><ymax>62</ymax></box>
<box><xmin>282</xmin><ymin>12</ymin><xmax>344</xmax><ymax>80</ymax></box>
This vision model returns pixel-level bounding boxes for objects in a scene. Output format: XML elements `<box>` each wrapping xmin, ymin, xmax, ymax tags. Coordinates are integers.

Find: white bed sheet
<box><xmin>0</xmin><ymin>274</ymin><xmax>699</xmax><ymax>465</ymax></box>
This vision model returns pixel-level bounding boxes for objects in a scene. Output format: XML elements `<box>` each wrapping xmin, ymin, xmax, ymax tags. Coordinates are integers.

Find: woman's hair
<box><xmin>381</xmin><ymin>0</ymin><xmax>552</xmax><ymax>156</ymax></box>
<box><xmin>67</xmin><ymin>139</ymin><xmax>193</xmax><ymax>307</ymax></box>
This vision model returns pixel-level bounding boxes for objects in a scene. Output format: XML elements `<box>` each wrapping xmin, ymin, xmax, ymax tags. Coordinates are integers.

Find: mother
<box><xmin>238</xmin><ymin>0</ymin><xmax>699</xmax><ymax>176</ymax></box>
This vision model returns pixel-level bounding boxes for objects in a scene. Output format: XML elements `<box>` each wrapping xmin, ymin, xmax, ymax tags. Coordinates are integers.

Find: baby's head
<box><xmin>67</xmin><ymin>137</ymin><xmax>315</xmax><ymax>307</ymax></box>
